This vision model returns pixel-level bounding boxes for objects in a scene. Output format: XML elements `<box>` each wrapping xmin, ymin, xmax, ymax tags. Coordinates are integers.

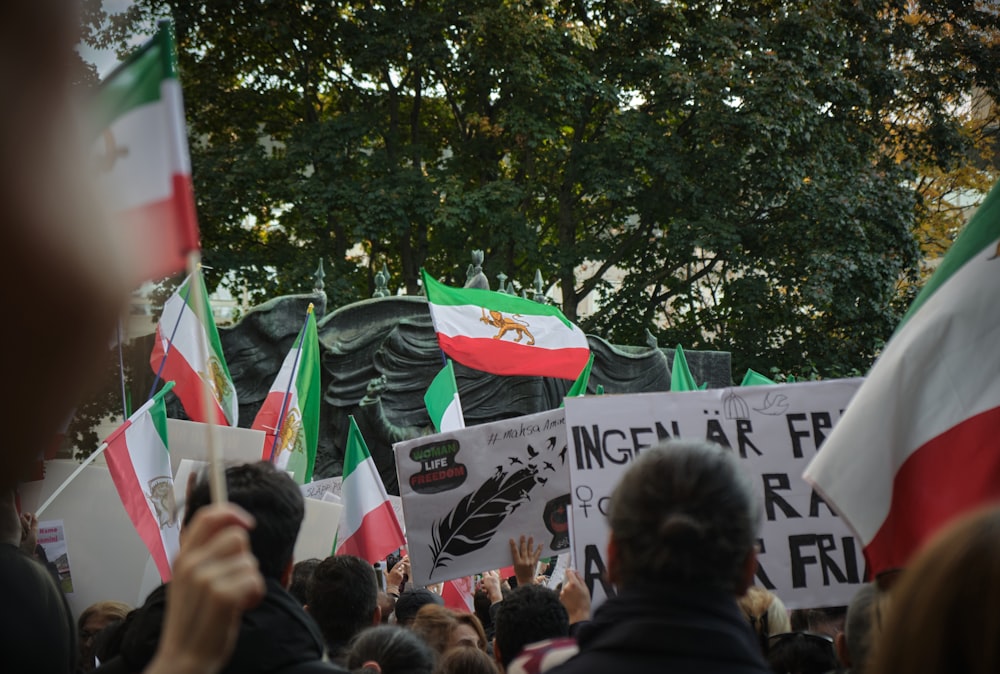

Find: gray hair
<box><xmin>844</xmin><ymin>583</ymin><xmax>879</xmax><ymax>673</ymax></box>
<box><xmin>608</xmin><ymin>440</ymin><xmax>761</xmax><ymax>594</ymax></box>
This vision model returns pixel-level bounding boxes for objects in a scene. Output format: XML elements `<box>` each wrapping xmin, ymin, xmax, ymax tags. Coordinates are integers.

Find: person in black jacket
<box><xmin>549</xmin><ymin>441</ymin><xmax>771</xmax><ymax>674</ymax></box>
<box><xmin>96</xmin><ymin>462</ymin><xmax>345</xmax><ymax>674</ymax></box>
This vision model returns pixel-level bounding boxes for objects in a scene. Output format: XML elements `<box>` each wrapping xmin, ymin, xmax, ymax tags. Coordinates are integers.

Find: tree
<box><xmin>85</xmin><ymin>0</ymin><xmax>1000</xmax><ymax>380</ymax></box>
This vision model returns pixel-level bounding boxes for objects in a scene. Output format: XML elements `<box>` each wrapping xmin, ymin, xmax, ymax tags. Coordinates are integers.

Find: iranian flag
<box><xmin>104</xmin><ymin>382</ymin><xmax>179</xmax><ymax>581</ymax></box>
<box><xmin>150</xmin><ymin>270</ymin><xmax>238</xmax><ymax>426</ymax></box>
<box><xmin>252</xmin><ymin>306</ymin><xmax>320</xmax><ymax>484</ymax></box>
<box><xmin>92</xmin><ymin>22</ymin><xmax>200</xmax><ymax>283</ymax></box>
<box><xmin>335</xmin><ymin>416</ymin><xmax>406</xmax><ymax>563</ymax></box>
<box><xmin>805</xmin><ymin>179</ymin><xmax>1000</xmax><ymax>577</ymax></box>
<box><xmin>425</xmin><ymin>359</ymin><xmax>465</xmax><ymax>433</ymax></box>
<box><xmin>422</xmin><ymin>270</ymin><xmax>590</xmax><ymax>380</ymax></box>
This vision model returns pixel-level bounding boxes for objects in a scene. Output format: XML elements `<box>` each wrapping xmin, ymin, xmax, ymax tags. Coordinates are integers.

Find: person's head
<box><xmin>453</xmin><ymin>613</ymin><xmax>488</xmax><ymax>653</ymax></box>
<box><xmin>412</xmin><ymin>605</ymin><xmax>470</xmax><ymax>655</ymax></box>
<box><xmin>766</xmin><ymin>631</ymin><xmax>838</xmax><ymax>674</ymax></box>
<box><xmin>798</xmin><ymin>605</ymin><xmax>847</xmax><ymax>639</ymax></box>
<box><xmin>289</xmin><ymin>557</ymin><xmax>320</xmax><ymax>605</ymax></box>
<box><xmin>606</xmin><ymin>441</ymin><xmax>761</xmax><ymax>594</ymax></box>
<box><xmin>493</xmin><ymin>585</ymin><xmax>569</xmax><ymax>668</ymax></box>
<box><xmin>835</xmin><ymin>583</ymin><xmax>878</xmax><ymax>672</ymax></box>
<box><xmin>738</xmin><ymin>586</ymin><xmax>791</xmax><ymax>655</ymax></box>
<box><xmin>77</xmin><ymin>601</ymin><xmax>130</xmax><ymax>671</ymax></box>
<box><xmin>435</xmin><ymin>646</ymin><xmax>500</xmax><ymax>674</ymax></box>
<box><xmin>869</xmin><ymin>506</ymin><xmax>1000</xmax><ymax>674</ymax></box>
<box><xmin>183</xmin><ymin>461</ymin><xmax>304</xmax><ymax>582</ymax></box>
<box><xmin>345</xmin><ymin>625</ymin><xmax>434</xmax><ymax>674</ymax></box>
<box><xmin>394</xmin><ymin>588</ymin><xmax>445</xmax><ymax>627</ymax></box>
<box><xmin>306</xmin><ymin>554</ymin><xmax>380</xmax><ymax>655</ymax></box>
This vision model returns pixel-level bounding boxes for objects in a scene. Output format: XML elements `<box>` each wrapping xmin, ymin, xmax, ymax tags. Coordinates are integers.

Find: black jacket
<box><xmin>548</xmin><ymin>583</ymin><xmax>771</xmax><ymax>674</ymax></box>
<box><xmin>95</xmin><ymin>578</ymin><xmax>345</xmax><ymax>674</ymax></box>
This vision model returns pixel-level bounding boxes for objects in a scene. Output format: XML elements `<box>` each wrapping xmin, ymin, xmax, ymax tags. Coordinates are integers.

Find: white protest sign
<box><xmin>293</xmin><ymin>497</ymin><xmax>344</xmax><ymax>562</ymax></box>
<box><xmin>19</xmin><ymin>460</ymin><xmax>153</xmax><ymax>618</ymax></box>
<box><xmin>395</xmin><ymin>408</ymin><xmax>571</xmax><ymax>586</ymax></box>
<box><xmin>165</xmin><ymin>419</ymin><xmax>265</xmax><ymax>473</ymax></box>
<box><xmin>564</xmin><ymin>379</ymin><xmax>864</xmax><ymax>610</ymax></box>
<box><xmin>302</xmin><ymin>476</ymin><xmax>406</xmax><ymax>533</ymax></box>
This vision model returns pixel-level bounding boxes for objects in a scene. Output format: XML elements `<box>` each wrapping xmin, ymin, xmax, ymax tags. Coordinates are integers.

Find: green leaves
<box><xmin>85</xmin><ymin>0</ymin><xmax>999</xmax><ymax>381</ymax></box>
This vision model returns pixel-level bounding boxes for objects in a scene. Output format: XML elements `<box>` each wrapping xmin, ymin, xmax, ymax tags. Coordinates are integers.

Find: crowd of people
<box><xmin>7</xmin><ymin>442</ymin><xmax>1000</xmax><ymax>674</ymax></box>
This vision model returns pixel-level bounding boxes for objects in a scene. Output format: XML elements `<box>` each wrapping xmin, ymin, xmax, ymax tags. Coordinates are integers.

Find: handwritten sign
<box><xmin>395</xmin><ymin>409</ymin><xmax>571</xmax><ymax>586</ymax></box>
<box><xmin>564</xmin><ymin>379</ymin><xmax>864</xmax><ymax>609</ymax></box>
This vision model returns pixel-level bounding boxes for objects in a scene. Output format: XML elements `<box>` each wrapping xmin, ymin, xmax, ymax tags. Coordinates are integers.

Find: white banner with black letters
<box><xmin>394</xmin><ymin>408</ymin><xmax>571</xmax><ymax>587</ymax></box>
<box><xmin>564</xmin><ymin>379</ymin><xmax>864</xmax><ymax>610</ymax></box>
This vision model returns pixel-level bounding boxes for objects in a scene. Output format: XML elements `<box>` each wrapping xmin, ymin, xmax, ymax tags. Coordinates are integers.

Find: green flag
<box><xmin>741</xmin><ymin>369</ymin><xmax>777</xmax><ymax>387</ymax></box>
<box><xmin>670</xmin><ymin>345</ymin><xmax>704</xmax><ymax>391</ymax></box>
<box><xmin>565</xmin><ymin>353</ymin><xmax>595</xmax><ymax>400</ymax></box>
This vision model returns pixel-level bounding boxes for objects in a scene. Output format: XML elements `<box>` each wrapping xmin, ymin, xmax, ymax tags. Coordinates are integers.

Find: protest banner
<box><xmin>564</xmin><ymin>379</ymin><xmax>864</xmax><ymax>609</ymax></box>
<box><xmin>395</xmin><ymin>408</ymin><xmax>571</xmax><ymax>586</ymax></box>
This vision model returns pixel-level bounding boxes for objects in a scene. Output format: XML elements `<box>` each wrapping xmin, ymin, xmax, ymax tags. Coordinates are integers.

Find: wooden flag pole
<box><xmin>186</xmin><ymin>250</ymin><xmax>227</xmax><ymax>503</ymax></box>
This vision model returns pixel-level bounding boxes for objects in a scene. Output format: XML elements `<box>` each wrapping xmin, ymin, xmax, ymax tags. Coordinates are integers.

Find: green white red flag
<box><xmin>335</xmin><ymin>416</ymin><xmax>406</xmax><ymax>563</ymax></box>
<box><xmin>422</xmin><ymin>270</ymin><xmax>590</xmax><ymax>380</ymax></box>
<box><xmin>150</xmin><ymin>270</ymin><xmax>238</xmax><ymax>426</ymax></box>
<box><xmin>104</xmin><ymin>382</ymin><xmax>178</xmax><ymax>581</ymax></box>
<box><xmin>252</xmin><ymin>306</ymin><xmax>320</xmax><ymax>484</ymax></box>
<box><xmin>805</xmin><ymin>179</ymin><xmax>1000</xmax><ymax>577</ymax></box>
<box><xmin>92</xmin><ymin>22</ymin><xmax>200</xmax><ymax>283</ymax></box>
<box><xmin>425</xmin><ymin>359</ymin><xmax>465</xmax><ymax>433</ymax></box>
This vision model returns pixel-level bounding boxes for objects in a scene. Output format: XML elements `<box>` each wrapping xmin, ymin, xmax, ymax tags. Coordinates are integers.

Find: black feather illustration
<box><xmin>428</xmin><ymin>466</ymin><xmax>538</xmax><ymax>576</ymax></box>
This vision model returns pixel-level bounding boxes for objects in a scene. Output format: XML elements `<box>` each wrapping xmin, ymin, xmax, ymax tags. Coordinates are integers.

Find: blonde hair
<box><xmin>738</xmin><ymin>586</ymin><xmax>790</xmax><ymax>651</ymax></box>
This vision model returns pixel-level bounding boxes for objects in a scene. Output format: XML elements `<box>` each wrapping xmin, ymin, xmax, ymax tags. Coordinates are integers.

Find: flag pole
<box><xmin>267</xmin><ymin>304</ymin><xmax>313</xmax><ymax>463</ymax></box>
<box><xmin>116</xmin><ymin>319</ymin><xmax>129</xmax><ymax>421</ymax></box>
<box><xmin>35</xmin><ymin>442</ymin><xmax>109</xmax><ymax>517</ymax></box>
<box><xmin>186</xmin><ymin>250</ymin><xmax>227</xmax><ymax>503</ymax></box>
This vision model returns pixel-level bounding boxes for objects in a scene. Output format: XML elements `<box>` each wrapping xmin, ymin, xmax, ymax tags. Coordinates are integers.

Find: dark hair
<box><xmin>494</xmin><ymin>585</ymin><xmax>569</xmax><ymax>667</ymax></box>
<box><xmin>870</xmin><ymin>506</ymin><xmax>1000</xmax><ymax>674</ymax></box>
<box><xmin>394</xmin><ymin>588</ymin><xmax>444</xmax><ymax>627</ymax></box>
<box><xmin>767</xmin><ymin>632</ymin><xmax>838</xmax><ymax>674</ymax></box>
<box><xmin>289</xmin><ymin>558</ymin><xmax>321</xmax><ymax>605</ymax></box>
<box><xmin>345</xmin><ymin>625</ymin><xmax>434</xmax><ymax>674</ymax></box>
<box><xmin>306</xmin><ymin>554</ymin><xmax>378</xmax><ymax>654</ymax></box>
<box><xmin>608</xmin><ymin>441</ymin><xmax>760</xmax><ymax>593</ymax></box>
<box><xmin>473</xmin><ymin>588</ymin><xmax>492</xmax><ymax>632</ymax></box>
<box><xmin>434</xmin><ymin>646</ymin><xmax>500</xmax><ymax>674</ymax></box>
<box><xmin>183</xmin><ymin>461</ymin><xmax>304</xmax><ymax>579</ymax></box>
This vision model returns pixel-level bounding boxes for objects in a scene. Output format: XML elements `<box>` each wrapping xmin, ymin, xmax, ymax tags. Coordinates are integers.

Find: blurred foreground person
<box><xmin>0</xmin><ymin>3</ymin><xmax>274</xmax><ymax>673</ymax></box>
<box><xmin>870</xmin><ymin>506</ymin><xmax>1000</xmax><ymax>674</ymax></box>
<box><xmin>0</xmin><ymin>1</ymin><xmax>129</xmax><ymax>489</ymax></box>
<box><xmin>550</xmin><ymin>441</ymin><xmax>769</xmax><ymax>674</ymax></box>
